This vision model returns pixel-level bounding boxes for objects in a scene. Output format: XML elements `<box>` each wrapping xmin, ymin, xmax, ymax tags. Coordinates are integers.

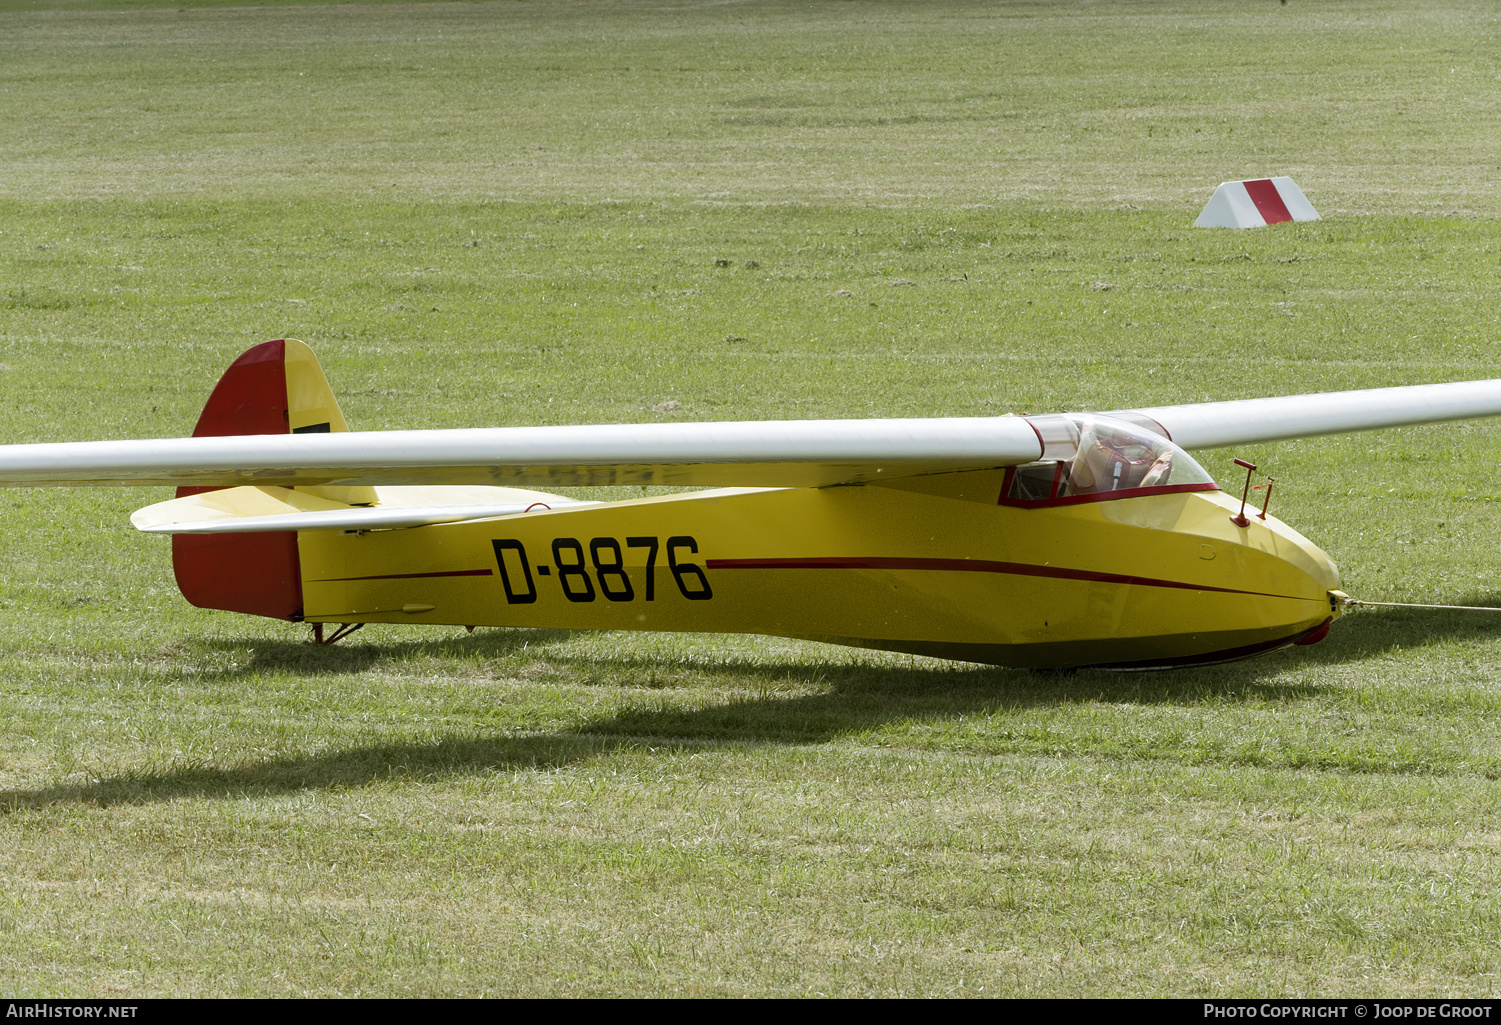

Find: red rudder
<box><xmin>172</xmin><ymin>340</ymin><xmax>305</xmax><ymax>621</ymax></box>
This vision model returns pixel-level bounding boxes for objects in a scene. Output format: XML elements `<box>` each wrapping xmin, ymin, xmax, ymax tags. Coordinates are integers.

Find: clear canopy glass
<box><xmin>1004</xmin><ymin>414</ymin><xmax>1217</xmax><ymax>505</ymax></box>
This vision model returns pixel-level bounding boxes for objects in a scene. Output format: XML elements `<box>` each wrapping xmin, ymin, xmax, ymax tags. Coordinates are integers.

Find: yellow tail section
<box><xmin>283</xmin><ymin>339</ymin><xmax>354</xmax><ymax>435</ymax></box>
<box><xmin>282</xmin><ymin>339</ymin><xmax>375</xmax><ymax>506</ymax></box>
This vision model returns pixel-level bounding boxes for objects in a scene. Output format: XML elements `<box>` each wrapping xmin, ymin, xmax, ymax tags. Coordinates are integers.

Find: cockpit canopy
<box><xmin>1002</xmin><ymin>414</ymin><xmax>1218</xmax><ymax>506</ymax></box>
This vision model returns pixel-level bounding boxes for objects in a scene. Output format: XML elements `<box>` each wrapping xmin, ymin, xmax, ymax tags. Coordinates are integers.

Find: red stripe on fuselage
<box><xmin>315</xmin><ymin>568</ymin><xmax>495</xmax><ymax>582</ymax></box>
<box><xmin>705</xmin><ymin>556</ymin><xmax>1296</xmax><ymax>599</ymax></box>
<box><xmin>1242</xmin><ymin>179</ymin><xmax>1293</xmax><ymax>225</ymax></box>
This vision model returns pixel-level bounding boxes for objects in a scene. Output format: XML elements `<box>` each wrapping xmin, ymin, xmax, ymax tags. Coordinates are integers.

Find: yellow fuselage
<box><xmin>296</xmin><ymin>471</ymin><xmax>1340</xmax><ymax>669</ymax></box>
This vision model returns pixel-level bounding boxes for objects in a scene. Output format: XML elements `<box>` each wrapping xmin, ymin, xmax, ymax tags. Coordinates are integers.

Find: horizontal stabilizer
<box><xmin>131</xmin><ymin>485</ymin><xmax>593</xmax><ymax>534</ymax></box>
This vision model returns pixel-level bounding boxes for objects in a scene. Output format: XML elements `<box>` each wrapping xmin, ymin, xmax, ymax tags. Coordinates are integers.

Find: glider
<box><xmin>2</xmin><ymin>340</ymin><xmax>1499</xmax><ymax>669</ymax></box>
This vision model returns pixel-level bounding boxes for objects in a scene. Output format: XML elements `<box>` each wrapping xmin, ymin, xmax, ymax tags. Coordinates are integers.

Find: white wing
<box><xmin>3</xmin><ymin>379</ymin><xmax>1501</xmax><ymax>492</ymax></box>
<box><xmin>0</xmin><ymin>417</ymin><xmax>1047</xmax><ymax>490</ymax></box>
<box><xmin>1115</xmin><ymin>379</ymin><xmax>1501</xmax><ymax>449</ymax></box>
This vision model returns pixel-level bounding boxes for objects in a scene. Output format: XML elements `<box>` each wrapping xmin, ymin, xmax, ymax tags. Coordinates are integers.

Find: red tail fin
<box><xmin>172</xmin><ymin>340</ymin><xmax>346</xmax><ymax>621</ymax></box>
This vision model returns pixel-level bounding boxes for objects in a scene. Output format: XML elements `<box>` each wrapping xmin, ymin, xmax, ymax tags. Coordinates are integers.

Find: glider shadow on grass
<box><xmin>2</xmin><ymin>603</ymin><xmax>1497</xmax><ymax>811</ymax></box>
<box><xmin>0</xmin><ymin>676</ymin><xmax>1301</xmax><ymax>812</ymax></box>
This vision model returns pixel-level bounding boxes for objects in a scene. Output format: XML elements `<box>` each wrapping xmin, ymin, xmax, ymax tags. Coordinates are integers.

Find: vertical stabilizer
<box><xmin>172</xmin><ymin>340</ymin><xmax>362</xmax><ymax>621</ymax></box>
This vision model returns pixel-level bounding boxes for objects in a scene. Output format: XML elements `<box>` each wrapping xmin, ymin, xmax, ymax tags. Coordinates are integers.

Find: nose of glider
<box><xmin>1133</xmin><ymin>489</ymin><xmax>1346</xmax><ymax>662</ymax></box>
<box><xmin>1298</xmin><ymin>588</ymin><xmax>1352</xmax><ymax>647</ymax></box>
<box><xmin>1232</xmin><ymin>504</ymin><xmax>1343</xmax><ymax>646</ymax></box>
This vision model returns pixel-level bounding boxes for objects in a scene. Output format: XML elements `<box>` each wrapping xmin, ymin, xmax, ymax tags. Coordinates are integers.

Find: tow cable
<box><xmin>1341</xmin><ymin>598</ymin><xmax>1501</xmax><ymax>613</ymax></box>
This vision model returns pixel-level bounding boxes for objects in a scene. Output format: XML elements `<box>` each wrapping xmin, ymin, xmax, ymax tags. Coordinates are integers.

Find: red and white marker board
<box><xmin>1194</xmin><ymin>177</ymin><xmax>1320</xmax><ymax>228</ymax></box>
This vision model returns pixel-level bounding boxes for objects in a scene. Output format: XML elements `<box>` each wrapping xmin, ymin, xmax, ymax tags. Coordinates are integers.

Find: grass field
<box><xmin>3</xmin><ymin>0</ymin><xmax>1501</xmax><ymax>997</ymax></box>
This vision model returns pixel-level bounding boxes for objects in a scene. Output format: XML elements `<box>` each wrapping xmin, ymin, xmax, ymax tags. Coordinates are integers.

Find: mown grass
<box><xmin>2</xmin><ymin>0</ymin><xmax>1501</xmax><ymax>998</ymax></box>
